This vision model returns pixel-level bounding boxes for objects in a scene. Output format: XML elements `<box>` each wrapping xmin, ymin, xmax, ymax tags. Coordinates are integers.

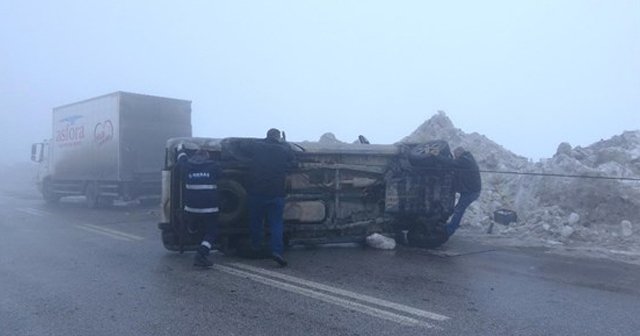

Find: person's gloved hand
<box><xmin>176</xmin><ymin>143</ymin><xmax>188</xmax><ymax>162</ymax></box>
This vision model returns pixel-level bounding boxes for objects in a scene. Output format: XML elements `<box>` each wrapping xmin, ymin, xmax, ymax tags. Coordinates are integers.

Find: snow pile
<box><xmin>401</xmin><ymin>112</ymin><xmax>640</xmax><ymax>263</ymax></box>
<box><xmin>318</xmin><ymin>132</ymin><xmax>347</xmax><ymax>145</ymax></box>
<box><xmin>365</xmin><ymin>233</ymin><xmax>397</xmax><ymax>250</ymax></box>
<box><xmin>532</xmin><ymin>134</ymin><xmax>640</xmax><ymax>228</ymax></box>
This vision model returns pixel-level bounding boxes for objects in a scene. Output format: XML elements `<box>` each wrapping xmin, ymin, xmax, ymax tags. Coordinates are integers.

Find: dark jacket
<box><xmin>177</xmin><ymin>150</ymin><xmax>221</xmax><ymax>213</ymax></box>
<box><xmin>247</xmin><ymin>138</ymin><xmax>297</xmax><ymax>197</ymax></box>
<box><xmin>451</xmin><ymin>151</ymin><xmax>482</xmax><ymax>194</ymax></box>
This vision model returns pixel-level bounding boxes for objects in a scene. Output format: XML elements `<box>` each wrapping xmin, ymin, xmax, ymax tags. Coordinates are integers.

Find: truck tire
<box><xmin>42</xmin><ymin>179</ymin><xmax>60</xmax><ymax>204</ymax></box>
<box><xmin>217</xmin><ymin>179</ymin><xmax>247</xmax><ymax>224</ymax></box>
<box><xmin>85</xmin><ymin>182</ymin><xmax>100</xmax><ymax>209</ymax></box>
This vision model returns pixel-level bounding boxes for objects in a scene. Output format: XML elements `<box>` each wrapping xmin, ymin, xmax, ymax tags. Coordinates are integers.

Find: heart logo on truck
<box><xmin>94</xmin><ymin>120</ymin><xmax>114</xmax><ymax>146</ymax></box>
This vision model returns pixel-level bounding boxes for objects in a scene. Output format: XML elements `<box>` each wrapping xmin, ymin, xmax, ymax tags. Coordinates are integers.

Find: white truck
<box><xmin>31</xmin><ymin>91</ymin><xmax>192</xmax><ymax>207</ymax></box>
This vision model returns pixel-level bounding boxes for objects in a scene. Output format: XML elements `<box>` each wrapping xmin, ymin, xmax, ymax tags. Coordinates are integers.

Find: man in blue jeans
<box><xmin>443</xmin><ymin>146</ymin><xmax>482</xmax><ymax>236</ymax></box>
<box><xmin>247</xmin><ymin>128</ymin><xmax>296</xmax><ymax>267</ymax></box>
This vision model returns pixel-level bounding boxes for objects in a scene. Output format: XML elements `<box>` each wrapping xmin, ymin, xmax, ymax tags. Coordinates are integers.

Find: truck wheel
<box><xmin>217</xmin><ymin>179</ymin><xmax>247</xmax><ymax>224</ymax></box>
<box><xmin>85</xmin><ymin>182</ymin><xmax>100</xmax><ymax>209</ymax></box>
<box><xmin>42</xmin><ymin>179</ymin><xmax>60</xmax><ymax>204</ymax></box>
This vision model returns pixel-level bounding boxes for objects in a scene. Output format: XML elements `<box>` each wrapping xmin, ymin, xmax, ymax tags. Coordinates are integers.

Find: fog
<box><xmin>1</xmin><ymin>1</ymin><xmax>638</xmax><ymax>167</ymax></box>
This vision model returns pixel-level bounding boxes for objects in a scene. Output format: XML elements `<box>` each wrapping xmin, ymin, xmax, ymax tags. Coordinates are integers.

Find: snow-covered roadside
<box><xmin>398</xmin><ymin>112</ymin><xmax>640</xmax><ymax>266</ymax></box>
<box><xmin>456</xmin><ymin>230</ymin><xmax>640</xmax><ymax>266</ymax></box>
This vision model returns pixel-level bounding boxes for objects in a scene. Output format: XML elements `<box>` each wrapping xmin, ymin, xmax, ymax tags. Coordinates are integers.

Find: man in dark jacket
<box><xmin>445</xmin><ymin>146</ymin><xmax>481</xmax><ymax>236</ymax></box>
<box><xmin>246</xmin><ymin>128</ymin><xmax>296</xmax><ymax>267</ymax></box>
<box><xmin>176</xmin><ymin>146</ymin><xmax>221</xmax><ymax>267</ymax></box>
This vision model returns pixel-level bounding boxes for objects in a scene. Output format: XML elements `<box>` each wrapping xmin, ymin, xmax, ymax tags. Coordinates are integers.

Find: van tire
<box><xmin>408</xmin><ymin>140</ymin><xmax>452</xmax><ymax>167</ymax></box>
<box><xmin>217</xmin><ymin>179</ymin><xmax>247</xmax><ymax>224</ymax></box>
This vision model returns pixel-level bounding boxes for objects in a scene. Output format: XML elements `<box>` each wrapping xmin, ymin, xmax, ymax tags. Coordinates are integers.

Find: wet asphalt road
<box><xmin>2</xmin><ymin>190</ymin><xmax>640</xmax><ymax>336</ymax></box>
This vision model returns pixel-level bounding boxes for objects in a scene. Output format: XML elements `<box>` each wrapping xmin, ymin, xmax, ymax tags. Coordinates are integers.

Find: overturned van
<box><xmin>158</xmin><ymin>137</ymin><xmax>457</xmax><ymax>253</ymax></box>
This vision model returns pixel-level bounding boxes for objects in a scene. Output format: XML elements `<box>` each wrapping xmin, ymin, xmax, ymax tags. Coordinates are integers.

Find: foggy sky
<box><xmin>1</xmin><ymin>1</ymin><xmax>638</xmax><ymax>165</ymax></box>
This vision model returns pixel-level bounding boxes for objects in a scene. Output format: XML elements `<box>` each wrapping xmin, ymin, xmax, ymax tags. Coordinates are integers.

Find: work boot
<box><xmin>271</xmin><ymin>253</ymin><xmax>288</xmax><ymax>267</ymax></box>
<box><xmin>193</xmin><ymin>245</ymin><xmax>213</xmax><ymax>268</ymax></box>
<box><xmin>193</xmin><ymin>253</ymin><xmax>213</xmax><ymax>267</ymax></box>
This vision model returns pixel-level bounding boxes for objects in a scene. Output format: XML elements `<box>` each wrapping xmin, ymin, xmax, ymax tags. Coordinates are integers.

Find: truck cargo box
<box><xmin>51</xmin><ymin>91</ymin><xmax>192</xmax><ymax>182</ymax></box>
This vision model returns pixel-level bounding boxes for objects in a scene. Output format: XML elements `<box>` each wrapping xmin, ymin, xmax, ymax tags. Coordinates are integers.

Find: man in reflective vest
<box><xmin>177</xmin><ymin>146</ymin><xmax>220</xmax><ymax>267</ymax></box>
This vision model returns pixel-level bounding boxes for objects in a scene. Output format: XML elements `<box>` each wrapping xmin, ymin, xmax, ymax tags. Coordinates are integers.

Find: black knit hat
<box><xmin>266</xmin><ymin>128</ymin><xmax>281</xmax><ymax>140</ymax></box>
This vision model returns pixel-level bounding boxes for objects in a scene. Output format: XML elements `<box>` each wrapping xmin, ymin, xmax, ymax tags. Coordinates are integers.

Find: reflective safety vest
<box><xmin>178</xmin><ymin>154</ymin><xmax>220</xmax><ymax>214</ymax></box>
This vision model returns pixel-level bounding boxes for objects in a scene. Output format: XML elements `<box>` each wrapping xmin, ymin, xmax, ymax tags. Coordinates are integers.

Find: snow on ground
<box><xmin>401</xmin><ymin>112</ymin><xmax>640</xmax><ymax>265</ymax></box>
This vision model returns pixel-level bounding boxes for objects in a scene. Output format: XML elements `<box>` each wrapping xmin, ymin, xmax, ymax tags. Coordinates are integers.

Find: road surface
<box><xmin>1</xmin><ymin>190</ymin><xmax>639</xmax><ymax>336</ymax></box>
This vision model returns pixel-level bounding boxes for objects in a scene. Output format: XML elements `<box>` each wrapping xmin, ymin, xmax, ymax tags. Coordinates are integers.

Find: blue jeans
<box><xmin>248</xmin><ymin>195</ymin><xmax>285</xmax><ymax>255</ymax></box>
<box><xmin>446</xmin><ymin>191</ymin><xmax>480</xmax><ymax>236</ymax></box>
